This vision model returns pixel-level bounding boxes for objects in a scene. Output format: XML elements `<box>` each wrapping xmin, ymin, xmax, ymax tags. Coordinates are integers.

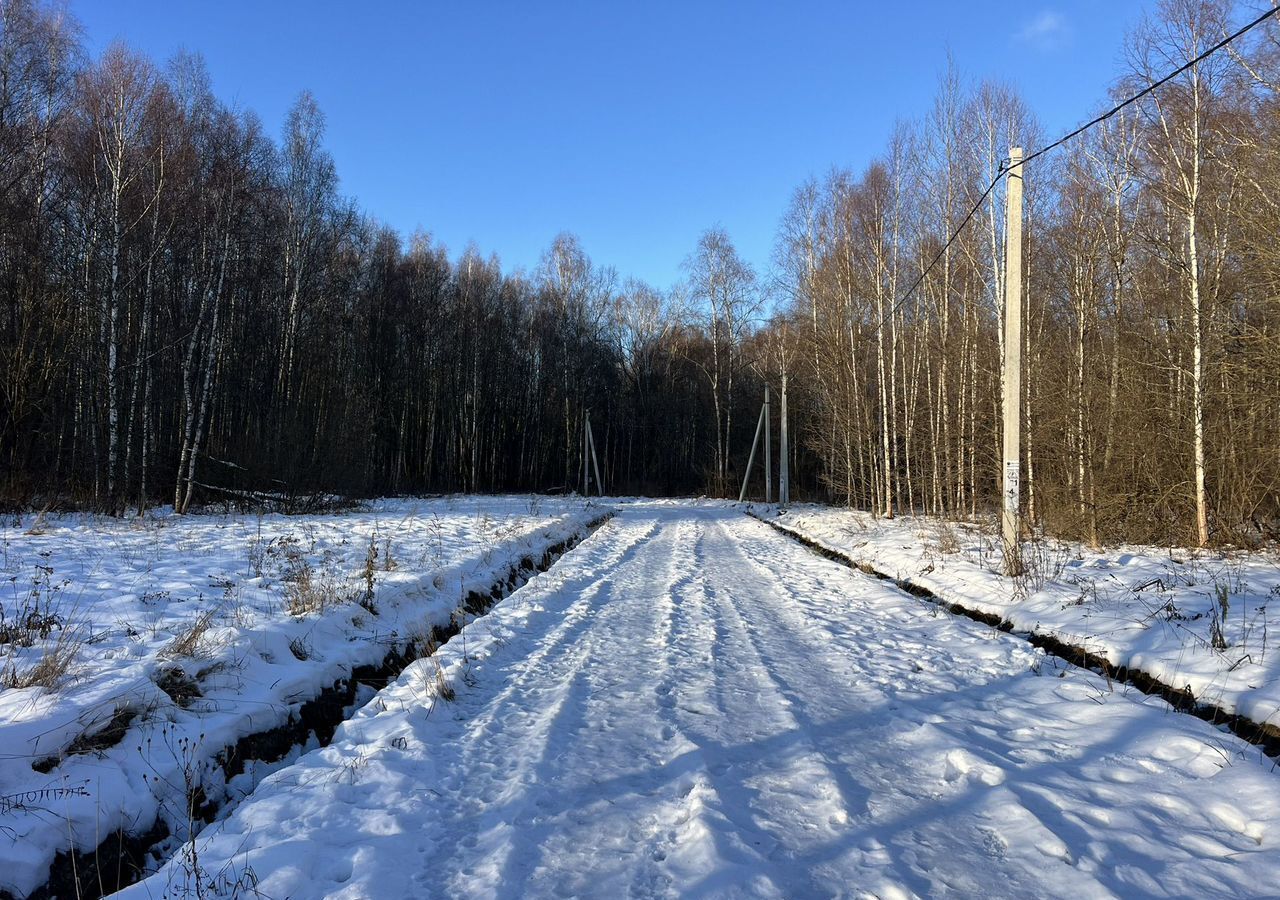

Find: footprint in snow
<box><xmin>943</xmin><ymin>748</ymin><xmax>1006</xmax><ymax>786</ymax></box>
<box><xmin>978</xmin><ymin>826</ymin><xmax>1009</xmax><ymax>860</ymax></box>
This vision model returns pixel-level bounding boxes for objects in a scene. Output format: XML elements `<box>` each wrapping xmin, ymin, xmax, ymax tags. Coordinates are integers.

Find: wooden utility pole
<box><xmin>1001</xmin><ymin>148</ymin><xmax>1024</xmax><ymax>575</ymax></box>
<box><xmin>779</xmin><ymin>370</ymin><xmax>790</xmax><ymax>507</ymax></box>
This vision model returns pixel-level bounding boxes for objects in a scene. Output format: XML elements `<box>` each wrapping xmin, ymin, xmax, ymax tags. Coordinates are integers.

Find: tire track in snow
<box><xmin>716</xmin><ymin>514</ymin><xmax>1097</xmax><ymax>896</ymax></box>
<box><xmin>433</xmin><ymin>514</ymin><xmax>700</xmax><ymax>899</ymax></box>
<box><xmin>486</xmin><ymin>517</ymin><xmax>690</xmax><ymax>899</ymax></box>
<box><xmin>689</xmin><ymin>518</ymin><xmax>878</xmax><ymax>896</ymax></box>
<box><xmin>638</xmin><ymin>519</ymin><xmax>799</xmax><ymax>898</ymax></box>
<box><xmin>449</xmin><ymin>515</ymin><xmax>661</xmax><ymax>751</ymax></box>
<box><xmin>119</xmin><ymin>505</ymin><xmax>1280</xmax><ymax>900</ymax></box>
<box><xmin>426</xmin><ymin>515</ymin><xmax>665</xmax><ymax>896</ymax></box>
<box><xmin>716</xmin><ymin>513</ymin><xmax>1268</xmax><ymax>897</ymax></box>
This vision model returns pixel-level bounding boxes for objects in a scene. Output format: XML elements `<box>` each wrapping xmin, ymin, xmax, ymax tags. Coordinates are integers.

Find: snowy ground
<box><xmin>123</xmin><ymin>503</ymin><xmax>1280</xmax><ymax>899</ymax></box>
<box><xmin>764</xmin><ymin>505</ymin><xmax>1280</xmax><ymax>737</ymax></box>
<box><xmin>0</xmin><ymin>496</ymin><xmax>597</xmax><ymax>899</ymax></box>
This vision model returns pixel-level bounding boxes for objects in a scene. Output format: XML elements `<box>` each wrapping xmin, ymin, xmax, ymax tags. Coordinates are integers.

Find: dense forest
<box><xmin>1</xmin><ymin>0</ymin><xmax>1278</xmax><ymax>547</ymax></box>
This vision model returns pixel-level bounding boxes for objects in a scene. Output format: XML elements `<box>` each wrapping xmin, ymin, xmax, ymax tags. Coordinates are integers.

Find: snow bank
<box><xmin>0</xmin><ymin>496</ymin><xmax>598</xmax><ymax>899</ymax></box>
<box><xmin>764</xmin><ymin>505</ymin><xmax>1280</xmax><ymax>738</ymax></box>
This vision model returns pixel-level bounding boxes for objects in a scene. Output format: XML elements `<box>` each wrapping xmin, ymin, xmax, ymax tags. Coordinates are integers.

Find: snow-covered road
<box><xmin>127</xmin><ymin>504</ymin><xmax>1280</xmax><ymax>899</ymax></box>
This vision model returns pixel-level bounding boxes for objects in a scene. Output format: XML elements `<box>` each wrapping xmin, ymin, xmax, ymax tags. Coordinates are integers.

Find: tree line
<box><xmin>2</xmin><ymin>0</ymin><xmax>1278</xmax><ymax>547</ymax></box>
<box><xmin>0</xmin><ymin>0</ymin><xmax>741</xmax><ymax>511</ymax></box>
<box><xmin>773</xmin><ymin>0</ymin><xmax>1280</xmax><ymax>547</ymax></box>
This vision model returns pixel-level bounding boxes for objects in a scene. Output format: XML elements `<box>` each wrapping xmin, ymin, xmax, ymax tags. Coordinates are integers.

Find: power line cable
<box><xmin>883</xmin><ymin>3</ymin><xmax>1280</xmax><ymax>321</ymax></box>
<box><xmin>1022</xmin><ymin>3</ymin><xmax>1280</xmax><ymax>169</ymax></box>
<box><xmin>888</xmin><ymin>170</ymin><xmax>1004</xmax><ymax>321</ymax></box>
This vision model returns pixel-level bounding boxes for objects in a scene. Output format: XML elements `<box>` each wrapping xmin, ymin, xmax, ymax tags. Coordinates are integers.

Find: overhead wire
<box><xmin>881</xmin><ymin>3</ymin><xmax>1280</xmax><ymax>321</ymax></box>
<box><xmin>1020</xmin><ymin>3</ymin><xmax>1280</xmax><ymax>169</ymax></box>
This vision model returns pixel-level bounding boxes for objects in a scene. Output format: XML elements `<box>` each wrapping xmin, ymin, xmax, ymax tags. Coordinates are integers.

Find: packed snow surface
<box><xmin>0</xmin><ymin>496</ymin><xmax>596</xmax><ymax>899</ymax></box>
<box><xmin>768</xmin><ymin>505</ymin><xmax>1280</xmax><ymax>734</ymax></box>
<box><xmin>123</xmin><ymin>503</ymin><xmax>1280</xmax><ymax>899</ymax></box>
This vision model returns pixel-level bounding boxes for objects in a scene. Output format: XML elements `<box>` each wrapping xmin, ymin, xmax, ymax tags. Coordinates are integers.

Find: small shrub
<box><xmin>1</xmin><ymin>561</ymin><xmax>69</xmax><ymax>647</ymax></box>
<box><xmin>0</xmin><ymin>607</ymin><xmax>63</xmax><ymax>646</ymax></box>
<box><xmin>359</xmin><ymin>536</ymin><xmax>379</xmax><ymax>614</ymax></box>
<box><xmin>935</xmin><ymin>522</ymin><xmax>961</xmax><ymax>555</ymax></box>
<box><xmin>420</xmin><ymin>513</ymin><xmax>446</xmax><ymax>568</ymax></box>
<box><xmin>283</xmin><ymin>558</ymin><xmax>343</xmax><ymax>616</ymax></box>
<box><xmin>1210</xmin><ymin>582</ymin><xmax>1231</xmax><ymax>652</ymax></box>
<box><xmin>1216</xmin><ymin>581</ymin><xmax>1231</xmax><ymax>624</ymax></box>
<box><xmin>1015</xmin><ymin>536</ymin><xmax>1072</xmax><ymax>592</ymax></box>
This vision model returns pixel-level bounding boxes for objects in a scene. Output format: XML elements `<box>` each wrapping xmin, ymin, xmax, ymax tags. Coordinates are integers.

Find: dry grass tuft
<box><xmin>284</xmin><ymin>559</ymin><xmax>344</xmax><ymax>616</ymax></box>
<box><xmin>933</xmin><ymin>521</ymin><xmax>961</xmax><ymax>554</ymax></box>
<box><xmin>432</xmin><ymin>659</ymin><xmax>455</xmax><ymax>702</ymax></box>
<box><xmin>162</xmin><ymin>610</ymin><xmax>218</xmax><ymax>660</ymax></box>
<box><xmin>1</xmin><ymin>559</ymin><xmax>80</xmax><ymax>691</ymax></box>
<box><xmin>1</xmin><ymin>629</ymin><xmax>80</xmax><ymax>689</ymax></box>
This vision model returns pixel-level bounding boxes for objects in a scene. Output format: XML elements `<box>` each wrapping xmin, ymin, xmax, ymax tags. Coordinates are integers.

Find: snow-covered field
<box><xmin>122</xmin><ymin>504</ymin><xmax>1280</xmax><ymax>899</ymax></box>
<box><xmin>764</xmin><ymin>505</ymin><xmax>1280</xmax><ymax>737</ymax></box>
<box><xmin>0</xmin><ymin>496</ymin><xmax>597</xmax><ymax>899</ymax></box>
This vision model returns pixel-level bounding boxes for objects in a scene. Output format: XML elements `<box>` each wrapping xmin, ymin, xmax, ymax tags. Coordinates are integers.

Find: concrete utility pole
<box><xmin>1001</xmin><ymin>148</ymin><xmax>1024</xmax><ymax>575</ymax></box>
<box><xmin>582</xmin><ymin>414</ymin><xmax>589</xmax><ymax>496</ymax></box>
<box><xmin>779</xmin><ymin>370</ymin><xmax>790</xmax><ymax>507</ymax></box>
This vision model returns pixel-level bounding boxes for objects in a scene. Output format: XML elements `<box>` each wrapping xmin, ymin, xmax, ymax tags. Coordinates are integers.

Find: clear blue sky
<box><xmin>72</xmin><ymin>1</ymin><xmax>1156</xmax><ymax>289</ymax></box>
